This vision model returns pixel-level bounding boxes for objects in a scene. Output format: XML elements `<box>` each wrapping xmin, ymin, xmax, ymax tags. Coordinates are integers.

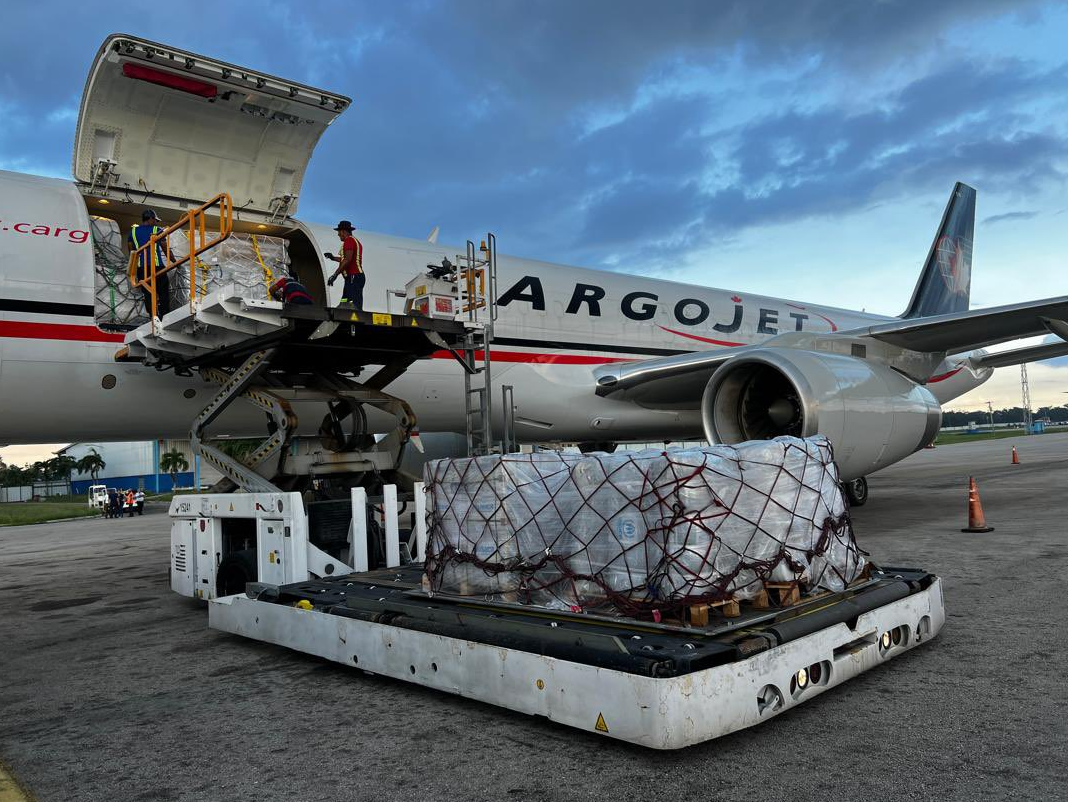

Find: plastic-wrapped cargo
<box><xmin>423</xmin><ymin>436</ymin><xmax>865</xmax><ymax>616</ymax></box>
<box><xmin>91</xmin><ymin>216</ymin><xmax>150</xmax><ymax>331</ymax></box>
<box><xmin>169</xmin><ymin>231</ymin><xmax>289</xmax><ymax>306</ymax></box>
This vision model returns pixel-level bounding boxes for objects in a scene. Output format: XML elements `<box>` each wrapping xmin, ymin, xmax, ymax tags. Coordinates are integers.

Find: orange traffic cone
<box><xmin>1011</xmin><ymin>445</ymin><xmax>1020</xmax><ymax>464</ymax></box>
<box><xmin>961</xmin><ymin>476</ymin><xmax>994</xmax><ymax>533</ymax></box>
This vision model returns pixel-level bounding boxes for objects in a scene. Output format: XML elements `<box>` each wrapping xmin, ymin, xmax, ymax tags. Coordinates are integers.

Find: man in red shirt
<box><xmin>325</xmin><ymin>220</ymin><xmax>364</xmax><ymax>309</ymax></box>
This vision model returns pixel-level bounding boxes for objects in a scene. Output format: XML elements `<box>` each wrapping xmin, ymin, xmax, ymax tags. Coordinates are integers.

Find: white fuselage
<box><xmin>0</xmin><ymin>169</ymin><xmax>988</xmax><ymax>446</ymax></box>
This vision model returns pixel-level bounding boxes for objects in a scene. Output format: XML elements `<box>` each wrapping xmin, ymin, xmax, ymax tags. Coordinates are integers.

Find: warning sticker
<box><xmin>594</xmin><ymin>713</ymin><xmax>609</xmax><ymax>733</ymax></box>
<box><xmin>372</xmin><ymin>313</ymin><xmax>392</xmax><ymax>326</ymax></box>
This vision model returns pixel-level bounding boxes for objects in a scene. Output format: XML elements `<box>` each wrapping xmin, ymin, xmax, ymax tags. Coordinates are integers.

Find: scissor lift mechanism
<box><xmin>122</xmin><ymin>295</ymin><xmax>478</xmax><ymax>491</ymax></box>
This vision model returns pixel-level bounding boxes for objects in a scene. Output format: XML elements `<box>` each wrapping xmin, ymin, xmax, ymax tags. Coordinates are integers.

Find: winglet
<box><xmin>901</xmin><ymin>182</ymin><xmax>976</xmax><ymax>319</ymax></box>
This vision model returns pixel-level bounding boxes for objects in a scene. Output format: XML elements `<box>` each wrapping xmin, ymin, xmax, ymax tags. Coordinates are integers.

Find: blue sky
<box><xmin>2</xmin><ymin>1</ymin><xmax>1067</xmax><ymax>461</ymax></box>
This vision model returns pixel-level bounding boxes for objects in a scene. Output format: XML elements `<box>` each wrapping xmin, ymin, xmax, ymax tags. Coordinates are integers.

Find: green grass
<box><xmin>933</xmin><ymin>426</ymin><xmax>1068</xmax><ymax>446</ymax></box>
<box><xmin>0</xmin><ymin>502</ymin><xmax>103</xmax><ymax>526</ymax></box>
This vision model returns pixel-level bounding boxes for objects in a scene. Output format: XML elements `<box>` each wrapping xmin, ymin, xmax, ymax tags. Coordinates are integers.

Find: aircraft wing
<box><xmin>593</xmin><ymin>347</ymin><xmax>743</xmax><ymax>408</ymax></box>
<box><xmin>845</xmin><ymin>296</ymin><xmax>1068</xmax><ymax>354</ymax></box>
<box><xmin>595</xmin><ymin>297</ymin><xmax>1068</xmax><ymax>407</ymax></box>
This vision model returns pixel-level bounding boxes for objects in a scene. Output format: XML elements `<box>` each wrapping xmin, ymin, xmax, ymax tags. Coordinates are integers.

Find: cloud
<box><xmin>983</xmin><ymin>210</ymin><xmax>1039</xmax><ymax>224</ymax></box>
<box><xmin>1</xmin><ymin>0</ymin><xmax>1066</xmax><ymax>276</ymax></box>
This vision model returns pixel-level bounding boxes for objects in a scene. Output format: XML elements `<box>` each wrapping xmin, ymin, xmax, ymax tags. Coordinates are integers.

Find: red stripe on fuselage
<box><xmin>431</xmin><ymin>350</ymin><xmax>634</xmax><ymax>365</ymax></box>
<box><xmin>656</xmin><ymin>325</ymin><xmax>745</xmax><ymax>347</ymax></box>
<box><xmin>0</xmin><ymin>320</ymin><xmax>639</xmax><ymax>364</ymax></box>
<box><xmin>927</xmin><ymin>366</ymin><xmax>963</xmax><ymax>383</ymax></box>
<box><xmin>0</xmin><ymin>320</ymin><xmax>125</xmax><ymax>343</ymax></box>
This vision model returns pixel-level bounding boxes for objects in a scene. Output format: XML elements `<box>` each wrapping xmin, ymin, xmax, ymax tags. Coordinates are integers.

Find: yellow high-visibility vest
<box><xmin>130</xmin><ymin>224</ymin><xmax>165</xmax><ymax>275</ymax></box>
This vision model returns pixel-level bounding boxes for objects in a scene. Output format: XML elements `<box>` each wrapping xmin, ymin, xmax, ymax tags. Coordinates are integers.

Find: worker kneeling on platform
<box><xmin>269</xmin><ymin>273</ymin><xmax>314</xmax><ymax>305</ymax></box>
<box><xmin>325</xmin><ymin>219</ymin><xmax>365</xmax><ymax>309</ymax></box>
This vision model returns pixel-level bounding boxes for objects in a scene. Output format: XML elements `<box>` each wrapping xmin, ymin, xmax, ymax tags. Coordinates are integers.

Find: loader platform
<box><xmin>209</xmin><ymin>563</ymin><xmax>945</xmax><ymax>748</ymax></box>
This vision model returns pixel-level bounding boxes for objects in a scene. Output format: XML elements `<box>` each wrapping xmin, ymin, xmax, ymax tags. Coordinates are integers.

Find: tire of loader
<box><xmin>216</xmin><ymin>548</ymin><xmax>258</xmax><ymax>597</ymax></box>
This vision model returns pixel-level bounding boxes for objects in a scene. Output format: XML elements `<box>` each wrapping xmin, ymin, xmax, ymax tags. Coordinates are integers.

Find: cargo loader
<box><xmin>172</xmin><ymin>485</ymin><xmax>944</xmax><ymax>749</ymax></box>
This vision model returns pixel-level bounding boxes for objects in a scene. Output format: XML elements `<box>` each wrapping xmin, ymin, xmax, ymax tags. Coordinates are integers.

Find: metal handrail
<box><xmin>128</xmin><ymin>192</ymin><xmax>234</xmax><ymax>316</ymax></box>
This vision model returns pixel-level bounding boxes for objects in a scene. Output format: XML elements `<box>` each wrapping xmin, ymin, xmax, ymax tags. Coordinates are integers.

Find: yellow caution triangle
<box><xmin>594</xmin><ymin>712</ymin><xmax>609</xmax><ymax>733</ymax></box>
<box><xmin>411</xmin><ymin>318</ymin><xmax>419</xmax><ymax>326</ymax></box>
<box><xmin>350</xmin><ymin>313</ymin><xmax>359</xmax><ymax>322</ymax></box>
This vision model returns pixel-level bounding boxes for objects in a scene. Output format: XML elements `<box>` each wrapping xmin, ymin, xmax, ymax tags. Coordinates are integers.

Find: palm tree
<box><xmin>45</xmin><ymin>455</ymin><xmax>77</xmax><ymax>481</ymax></box>
<box><xmin>159</xmin><ymin>449</ymin><xmax>190</xmax><ymax>489</ymax></box>
<box><xmin>76</xmin><ymin>450</ymin><xmax>106</xmax><ymax>482</ymax></box>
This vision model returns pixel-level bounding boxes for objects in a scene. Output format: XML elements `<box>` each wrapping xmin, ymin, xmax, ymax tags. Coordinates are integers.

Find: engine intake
<box><xmin>701</xmin><ymin>348</ymin><xmax>941</xmax><ymax>480</ymax></box>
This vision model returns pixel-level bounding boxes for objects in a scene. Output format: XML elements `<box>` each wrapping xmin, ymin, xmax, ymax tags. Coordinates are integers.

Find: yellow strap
<box><xmin>250</xmin><ymin>235</ymin><xmax>274</xmax><ymax>298</ymax></box>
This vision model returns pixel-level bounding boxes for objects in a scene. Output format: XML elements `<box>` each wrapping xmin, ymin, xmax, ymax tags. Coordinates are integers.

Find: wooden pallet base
<box><xmin>756</xmin><ymin>582</ymin><xmax>802</xmax><ymax>608</ymax></box>
<box><xmin>689</xmin><ymin>598</ymin><xmax>741</xmax><ymax>626</ymax></box>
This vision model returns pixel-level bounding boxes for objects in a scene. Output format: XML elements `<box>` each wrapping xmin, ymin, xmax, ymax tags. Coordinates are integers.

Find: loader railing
<box><xmin>128</xmin><ymin>192</ymin><xmax>234</xmax><ymax>316</ymax></box>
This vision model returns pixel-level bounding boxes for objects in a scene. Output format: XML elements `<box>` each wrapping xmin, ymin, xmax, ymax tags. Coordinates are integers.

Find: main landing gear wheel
<box><xmin>577</xmin><ymin>441</ymin><xmax>617</xmax><ymax>454</ymax></box>
<box><xmin>844</xmin><ymin>476</ymin><xmax>869</xmax><ymax>507</ymax></box>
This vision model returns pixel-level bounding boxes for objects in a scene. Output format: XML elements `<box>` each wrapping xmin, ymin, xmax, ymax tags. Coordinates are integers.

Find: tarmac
<box><xmin>1</xmin><ymin>434</ymin><xmax>1066</xmax><ymax>802</ymax></box>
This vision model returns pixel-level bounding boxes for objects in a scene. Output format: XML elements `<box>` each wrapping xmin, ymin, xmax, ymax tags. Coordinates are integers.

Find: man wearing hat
<box><xmin>325</xmin><ymin>220</ymin><xmax>365</xmax><ymax>309</ymax></box>
<box><xmin>128</xmin><ymin>209</ymin><xmax>171</xmax><ymax>318</ymax></box>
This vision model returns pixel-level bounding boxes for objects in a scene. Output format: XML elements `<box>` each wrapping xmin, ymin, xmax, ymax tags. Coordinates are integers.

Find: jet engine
<box><xmin>701</xmin><ymin>348</ymin><xmax>941</xmax><ymax>480</ymax></box>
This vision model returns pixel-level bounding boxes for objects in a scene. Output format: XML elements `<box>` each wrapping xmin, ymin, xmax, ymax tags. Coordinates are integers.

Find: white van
<box><xmin>88</xmin><ymin>485</ymin><xmax>108</xmax><ymax>510</ymax></box>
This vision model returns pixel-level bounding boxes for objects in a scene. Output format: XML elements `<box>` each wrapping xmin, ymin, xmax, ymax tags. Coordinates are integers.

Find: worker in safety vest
<box><xmin>128</xmin><ymin>209</ymin><xmax>171</xmax><ymax>318</ymax></box>
<box><xmin>325</xmin><ymin>220</ymin><xmax>365</xmax><ymax>309</ymax></box>
<box><xmin>269</xmin><ymin>273</ymin><xmax>315</xmax><ymax>305</ymax></box>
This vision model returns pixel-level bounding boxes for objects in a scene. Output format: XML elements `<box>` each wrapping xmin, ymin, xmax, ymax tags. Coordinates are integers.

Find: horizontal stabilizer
<box><xmin>851</xmin><ymin>296</ymin><xmax>1068</xmax><ymax>354</ymax></box>
<box><xmin>970</xmin><ymin>340</ymin><xmax>1068</xmax><ymax>369</ymax></box>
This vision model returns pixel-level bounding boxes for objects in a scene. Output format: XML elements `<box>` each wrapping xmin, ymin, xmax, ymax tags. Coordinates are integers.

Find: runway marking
<box><xmin>0</xmin><ymin>760</ymin><xmax>34</xmax><ymax>802</ymax></box>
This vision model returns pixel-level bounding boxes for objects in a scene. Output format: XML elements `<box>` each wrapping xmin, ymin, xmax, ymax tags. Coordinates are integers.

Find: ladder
<box><xmin>456</xmin><ymin>235</ymin><xmax>498</xmax><ymax>457</ymax></box>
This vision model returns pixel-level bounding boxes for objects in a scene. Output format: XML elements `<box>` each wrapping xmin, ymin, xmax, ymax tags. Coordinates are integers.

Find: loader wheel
<box><xmin>844</xmin><ymin>477</ymin><xmax>869</xmax><ymax>507</ymax></box>
<box><xmin>216</xmin><ymin>548</ymin><xmax>257</xmax><ymax>597</ymax></box>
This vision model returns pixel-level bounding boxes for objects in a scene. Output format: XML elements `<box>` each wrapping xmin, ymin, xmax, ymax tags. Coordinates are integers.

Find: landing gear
<box><xmin>844</xmin><ymin>476</ymin><xmax>869</xmax><ymax>507</ymax></box>
<box><xmin>577</xmin><ymin>441</ymin><xmax>618</xmax><ymax>454</ymax></box>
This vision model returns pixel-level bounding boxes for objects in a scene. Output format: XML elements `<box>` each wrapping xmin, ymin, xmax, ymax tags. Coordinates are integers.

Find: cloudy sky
<box><xmin>2</xmin><ymin>1</ymin><xmax>1067</xmax><ymax>463</ymax></box>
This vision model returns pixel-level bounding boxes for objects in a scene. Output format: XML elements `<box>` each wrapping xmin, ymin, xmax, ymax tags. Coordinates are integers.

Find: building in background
<box><xmin>61</xmin><ymin>440</ymin><xmax>221</xmax><ymax>494</ymax></box>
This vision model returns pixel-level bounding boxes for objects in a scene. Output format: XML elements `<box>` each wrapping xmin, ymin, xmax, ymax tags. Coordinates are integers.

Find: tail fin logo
<box><xmin>935</xmin><ymin>235</ymin><xmax>970</xmax><ymax>296</ymax></box>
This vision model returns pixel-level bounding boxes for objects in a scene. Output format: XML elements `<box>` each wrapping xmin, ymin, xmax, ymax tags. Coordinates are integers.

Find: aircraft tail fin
<box><xmin>900</xmin><ymin>182</ymin><xmax>976</xmax><ymax>319</ymax></box>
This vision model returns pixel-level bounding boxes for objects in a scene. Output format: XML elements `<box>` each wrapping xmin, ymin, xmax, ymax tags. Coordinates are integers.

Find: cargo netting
<box><xmin>90</xmin><ymin>221</ymin><xmax>291</xmax><ymax>330</ymax></box>
<box><xmin>91</xmin><ymin>216</ymin><xmax>151</xmax><ymax>331</ymax></box>
<box><xmin>423</xmin><ymin>436</ymin><xmax>866</xmax><ymax>616</ymax></box>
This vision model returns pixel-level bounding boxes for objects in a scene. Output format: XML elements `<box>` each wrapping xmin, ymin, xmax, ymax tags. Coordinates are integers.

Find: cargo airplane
<box><xmin>2</xmin><ymin>35</ymin><xmax>1067</xmax><ymax>502</ymax></box>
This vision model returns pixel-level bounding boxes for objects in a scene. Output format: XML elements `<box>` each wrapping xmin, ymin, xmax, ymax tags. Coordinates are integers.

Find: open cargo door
<box><xmin>73</xmin><ymin>34</ymin><xmax>350</xmax><ymax>218</ymax></box>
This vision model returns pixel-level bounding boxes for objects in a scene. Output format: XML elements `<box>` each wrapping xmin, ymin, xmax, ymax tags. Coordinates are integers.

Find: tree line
<box><xmin>942</xmin><ymin>405</ymin><xmax>1068</xmax><ymax>427</ymax></box>
<box><xmin>0</xmin><ymin>448</ymin><xmax>192</xmax><ymax>489</ymax></box>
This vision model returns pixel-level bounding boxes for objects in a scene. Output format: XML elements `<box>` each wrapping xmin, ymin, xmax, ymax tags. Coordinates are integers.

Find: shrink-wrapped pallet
<box><xmin>169</xmin><ymin>231</ymin><xmax>289</xmax><ymax>306</ymax></box>
<box><xmin>423</xmin><ymin>436</ymin><xmax>865</xmax><ymax>615</ymax></box>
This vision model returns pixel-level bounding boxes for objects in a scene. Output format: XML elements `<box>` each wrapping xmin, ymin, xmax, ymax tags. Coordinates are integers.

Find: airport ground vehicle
<box><xmin>171</xmin><ymin>485</ymin><xmax>944</xmax><ymax>748</ymax></box>
<box><xmin>87</xmin><ymin>484</ymin><xmax>108</xmax><ymax>509</ymax></box>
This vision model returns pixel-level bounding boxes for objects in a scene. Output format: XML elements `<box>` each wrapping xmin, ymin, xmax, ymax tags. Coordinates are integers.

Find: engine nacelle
<box><xmin>701</xmin><ymin>348</ymin><xmax>941</xmax><ymax>480</ymax></box>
